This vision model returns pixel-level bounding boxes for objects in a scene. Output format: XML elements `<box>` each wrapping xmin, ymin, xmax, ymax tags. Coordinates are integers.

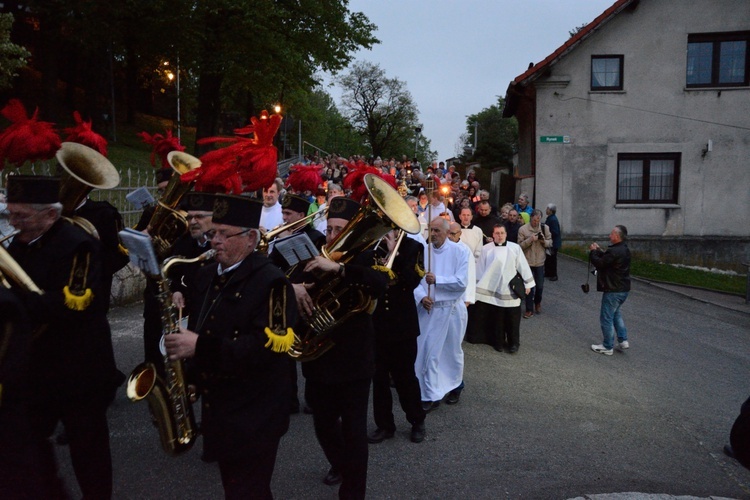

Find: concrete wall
<box><xmin>528</xmin><ymin>0</ymin><xmax>750</xmax><ymax>270</ymax></box>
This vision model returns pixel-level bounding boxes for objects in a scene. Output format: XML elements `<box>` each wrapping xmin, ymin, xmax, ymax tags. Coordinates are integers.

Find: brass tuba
<box><xmin>56</xmin><ymin>142</ymin><xmax>121</xmax><ymax>238</ymax></box>
<box><xmin>126</xmin><ymin>248</ymin><xmax>215</xmax><ymax>455</ymax></box>
<box><xmin>146</xmin><ymin>151</ymin><xmax>201</xmax><ymax>259</ymax></box>
<box><xmin>289</xmin><ymin>174</ymin><xmax>420</xmax><ymax>361</ymax></box>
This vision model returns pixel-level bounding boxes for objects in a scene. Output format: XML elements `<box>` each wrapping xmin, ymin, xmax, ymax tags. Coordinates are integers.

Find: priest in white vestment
<box><xmin>414</xmin><ymin>218</ymin><xmax>469</xmax><ymax>411</ymax></box>
<box><xmin>466</xmin><ymin>224</ymin><xmax>534</xmax><ymax>353</ymax></box>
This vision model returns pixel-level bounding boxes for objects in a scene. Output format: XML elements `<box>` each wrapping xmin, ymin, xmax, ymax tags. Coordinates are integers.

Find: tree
<box><xmin>337</xmin><ymin>61</ymin><xmax>433</xmax><ymax>160</ymax></box>
<box><xmin>0</xmin><ymin>13</ymin><xmax>29</xmax><ymax>91</ymax></box>
<box><xmin>461</xmin><ymin>97</ymin><xmax>517</xmax><ymax>171</ymax></box>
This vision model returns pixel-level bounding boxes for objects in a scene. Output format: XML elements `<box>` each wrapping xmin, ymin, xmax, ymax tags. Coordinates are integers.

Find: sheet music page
<box><xmin>273</xmin><ymin>232</ymin><xmax>319</xmax><ymax>267</ymax></box>
<box><xmin>118</xmin><ymin>228</ymin><xmax>160</xmax><ymax>275</ymax></box>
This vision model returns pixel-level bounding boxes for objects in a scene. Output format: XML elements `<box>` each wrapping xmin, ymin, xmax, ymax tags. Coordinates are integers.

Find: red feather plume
<box><xmin>137</xmin><ymin>129</ymin><xmax>185</xmax><ymax>169</ymax></box>
<box><xmin>184</xmin><ymin>111</ymin><xmax>281</xmax><ymax>194</ymax></box>
<box><xmin>64</xmin><ymin>111</ymin><xmax>108</xmax><ymax>156</ymax></box>
<box><xmin>0</xmin><ymin>99</ymin><xmax>62</xmax><ymax>169</ymax></box>
<box><xmin>286</xmin><ymin>163</ymin><xmax>323</xmax><ymax>194</ymax></box>
<box><xmin>342</xmin><ymin>161</ymin><xmax>397</xmax><ymax>203</ymax></box>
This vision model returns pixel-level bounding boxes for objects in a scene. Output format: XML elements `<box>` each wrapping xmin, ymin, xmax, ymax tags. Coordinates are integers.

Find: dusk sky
<box><xmin>322</xmin><ymin>0</ymin><xmax>615</xmax><ymax>161</ymax></box>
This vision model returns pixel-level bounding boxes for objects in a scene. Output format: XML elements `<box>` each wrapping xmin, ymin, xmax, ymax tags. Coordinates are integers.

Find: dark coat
<box><xmin>591</xmin><ymin>241</ymin><xmax>631</xmax><ymax>293</ymax></box>
<box><xmin>168</xmin><ymin>233</ymin><xmax>213</xmax><ymax>317</ymax></box>
<box><xmin>545</xmin><ymin>213</ymin><xmax>562</xmax><ymax>250</ymax></box>
<box><xmin>474</xmin><ymin>214</ymin><xmax>501</xmax><ymax>241</ymax></box>
<box><xmin>372</xmin><ymin>237</ymin><xmax>423</xmax><ymax>342</ymax></box>
<box><xmin>8</xmin><ymin>219</ymin><xmax>122</xmax><ymax>403</ymax></box>
<box><xmin>301</xmin><ymin>251</ymin><xmax>388</xmax><ymax>385</ymax></box>
<box><xmin>187</xmin><ymin>253</ymin><xmax>298</xmax><ymax>463</ymax></box>
<box><xmin>74</xmin><ymin>198</ymin><xmax>130</xmax><ymax>279</ymax></box>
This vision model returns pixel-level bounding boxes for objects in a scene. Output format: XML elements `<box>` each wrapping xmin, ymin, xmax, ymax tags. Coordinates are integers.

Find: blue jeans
<box><xmin>599</xmin><ymin>292</ymin><xmax>629</xmax><ymax>349</ymax></box>
<box><xmin>525</xmin><ymin>265</ymin><xmax>545</xmax><ymax>312</ymax></box>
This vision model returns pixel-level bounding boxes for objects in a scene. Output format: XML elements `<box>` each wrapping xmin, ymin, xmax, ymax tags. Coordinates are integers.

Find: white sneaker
<box><xmin>591</xmin><ymin>344</ymin><xmax>613</xmax><ymax>356</ymax></box>
<box><xmin>618</xmin><ymin>341</ymin><xmax>630</xmax><ymax>350</ymax></box>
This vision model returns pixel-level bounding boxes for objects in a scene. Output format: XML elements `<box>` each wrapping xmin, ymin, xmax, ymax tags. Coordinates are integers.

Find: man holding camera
<box><xmin>589</xmin><ymin>225</ymin><xmax>631</xmax><ymax>356</ymax></box>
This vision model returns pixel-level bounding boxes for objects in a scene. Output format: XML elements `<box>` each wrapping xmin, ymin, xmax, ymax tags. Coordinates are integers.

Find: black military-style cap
<box><xmin>211</xmin><ymin>194</ymin><xmax>262</xmax><ymax>228</ymax></box>
<box><xmin>180</xmin><ymin>192</ymin><xmax>215</xmax><ymax>212</ymax></box>
<box><xmin>5</xmin><ymin>175</ymin><xmax>60</xmax><ymax>204</ymax></box>
<box><xmin>327</xmin><ymin>196</ymin><xmax>360</xmax><ymax>221</ymax></box>
<box><xmin>281</xmin><ymin>194</ymin><xmax>310</xmax><ymax>215</ymax></box>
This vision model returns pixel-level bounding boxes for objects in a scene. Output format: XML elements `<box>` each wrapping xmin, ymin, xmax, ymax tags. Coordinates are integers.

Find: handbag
<box><xmin>509</xmin><ymin>273</ymin><xmax>526</xmax><ymax>299</ymax></box>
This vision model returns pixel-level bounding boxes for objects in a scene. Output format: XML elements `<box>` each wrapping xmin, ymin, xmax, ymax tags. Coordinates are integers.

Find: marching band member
<box><xmin>165</xmin><ymin>194</ymin><xmax>298</xmax><ymax>499</ymax></box>
<box><xmin>6</xmin><ymin>175</ymin><xmax>123</xmax><ymax>499</ymax></box>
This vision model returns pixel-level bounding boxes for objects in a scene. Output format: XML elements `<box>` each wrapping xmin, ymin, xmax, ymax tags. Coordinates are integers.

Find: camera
<box><xmin>581</xmin><ymin>283</ymin><xmax>590</xmax><ymax>293</ymax></box>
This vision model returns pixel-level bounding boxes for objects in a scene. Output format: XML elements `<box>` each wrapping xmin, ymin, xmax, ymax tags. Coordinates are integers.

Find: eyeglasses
<box><xmin>203</xmin><ymin>229</ymin><xmax>251</xmax><ymax>241</ymax></box>
<box><xmin>186</xmin><ymin>214</ymin><xmax>210</xmax><ymax>221</ymax></box>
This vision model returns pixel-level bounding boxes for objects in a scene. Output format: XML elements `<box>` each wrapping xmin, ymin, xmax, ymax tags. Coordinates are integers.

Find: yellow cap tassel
<box><xmin>63</xmin><ymin>286</ymin><xmax>94</xmax><ymax>311</ymax></box>
<box><xmin>118</xmin><ymin>243</ymin><xmax>129</xmax><ymax>256</ymax></box>
<box><xmin>264</xmin><ymin>327</ymin><xmax>296</xmax><ymax>353</ymax></box>
<box><xmin>371</xmin><ymin>264</ymin><xmax>396</xmax><ymax>281</ymax></box>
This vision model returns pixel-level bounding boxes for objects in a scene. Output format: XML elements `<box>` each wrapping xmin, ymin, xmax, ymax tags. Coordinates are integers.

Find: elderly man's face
<box><xmin>7</xmin><ymin>203</ymin><xmax>57</xmax><ymax>244</ymax></box>
<box><xmin>406</xmin><ymin>199</ymin><xmax>418</xmax><ymax>214</ymax></box>
<box><xmin>326</xmin><ymin>218</ymin><xmax>349</xmax><ymax>244</ymax></box>
<box><xmin>263</xmin><ymin>184</ymin><xmax>280</xmax><ymax>207</ymax></box>
<box><xmin>448</xmin><ymin>225</ymin><xmax>462</xmax><ymax>243</ymax></box>
<box><xmin>508</xmin><ymin>211</ymin><xmax>519</xmax><ymax>223</ymax></box>
<box><xmin>429</xmin><ymin>219</ymin><xmax>449</xmax><ymax>248</ymax></box>
<box><xmin>187</xmin><ymin>211</ymin><xmax>213</xmax><ymax>239</ymax></box>
<box><xmin>210</xmin><ymin>223</ymin><xmax>256</xmax><ymax>267</ymax></box>
<box><xmin>518</xmin><ymin>196</ymin><xmax>527</xmax><ymax>209</ymax></box>
<box><xmin>530</xmin><ymin>214</ymin><xmax>541</xmax><ymax>228</ymax></box>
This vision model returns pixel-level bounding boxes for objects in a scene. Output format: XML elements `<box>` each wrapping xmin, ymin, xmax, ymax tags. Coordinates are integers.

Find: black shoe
<box><xmin>446</xmin><ymin>390</ymin><xmax>461</xmax><ymax>405</ymax></box>
<box><xmin>421</xmin><ymin>400</ymin><xmax>440</xmax><ymax>412</ymax></box>
<box><xmin>410</xmin><ymin>423</ymin><xmax>426</xmax><ymax>443</ymax></box>
<box><xmin>367</xmin><ymin>428</ymin><xmax>395</xmax><ymax>444</ymax></box>
<box><xmin>303</xmin><ymin>404</ymin><xmax>313</xmax><ymax>415</ymax></box>
<box><xmin>507</xmin><ymin>345</ymin><xmax>519</xmax><ymax>354</ymax></box>
<box><xmin>323</xmin><ymin>467</ymin><xmax>342</xmax><ymax>486</ymax></box>
<box><xmin>549</xmin><ymin>276</ymin><xmax>558</xmax><ymax>281</ymax></box>
<box><xmin>289</xmin><ymin>401</ymin><xmax>300</xmax><ymax>414</ymax></box>
<box><xmin>724</xmin><ymin>444</ymin><xmax>735</xmax><ymax>459</ymax></box>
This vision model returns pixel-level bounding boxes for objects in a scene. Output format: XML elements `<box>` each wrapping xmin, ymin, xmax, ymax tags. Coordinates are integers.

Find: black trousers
<box><xmin>29</xmin><ymin>395</ymin><xmax>113</xmax><ymax>500</ymax></box>
<box><xmin>372</xmin><ymin>337</ymin><xmax>425</xmax><ymax>432</ymax></box>
<box><xmin>217</xmin><ymin>436</ymin><xmax>282</xmax><ymax>500</ymax></box>
<box><xmin>466</xmin><ymin>301</ymin><xmax>521</xmax><ymax>350</ymax></box>
<box><xmin>305</xmin><ymin>377</ymin><xmax>370</xmax><ymax>500</ymax></box>
<box><xmin>545</xmin><ymin>248</ymin><xmax>558</xmax><ymax>278</ymax></box>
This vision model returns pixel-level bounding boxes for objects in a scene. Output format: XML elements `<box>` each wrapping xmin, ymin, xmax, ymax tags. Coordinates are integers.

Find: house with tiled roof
<box><xmin>502</xmin><ymin>0</ymin><xmax>749</xmax><ymax>271</ymax></box>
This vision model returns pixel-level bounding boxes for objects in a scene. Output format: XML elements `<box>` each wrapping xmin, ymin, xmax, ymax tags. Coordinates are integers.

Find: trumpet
<box><xmin>256</xmin><ymin>208</ymin><xmax>327</xmax><ymax>254</ymax></box>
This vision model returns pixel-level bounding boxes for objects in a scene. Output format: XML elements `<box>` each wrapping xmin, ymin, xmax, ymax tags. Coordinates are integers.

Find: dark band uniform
<box><xmin>169</xmin><ymin>192</ymin><xmax>215</xmax><ymax>318</ymax></box>
<box><xmin>74</xmin><ymin>198</ymin><xmax>130</xmax><ymax>310</ymax></box>
<box><xmin>6</xmin><ymin>175</ymin><xmax>122</xmax><ymax>499</ymax></box>
<box><xmin>301</xmin><ymin>197</ymin><xmax>388</xmax><ymax>499</ymax></box>
<box><xmin>371</xmin><ymin>236</ymin><xmax>426</xmax><ymax>436</ymax></box>
<box><xmin>186</xmin><ymin>194</ymin><xmax>298</xmax><ymax>499</ymax></box>
<box><xmin>0</xmin><ymin>288</ymin><xmax>44</xmax><ymax>497</ymax></box>
<box><xmin>268</xmin><ymin>193</ymin><xmax>324</xmax><ymax>413</ymax></box>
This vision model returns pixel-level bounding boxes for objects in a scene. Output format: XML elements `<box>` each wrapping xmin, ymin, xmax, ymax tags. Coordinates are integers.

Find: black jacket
<box><xmin>372</xmin><ymin>237</ymin><xmax>423</xmax><ymax>342</ymax></box>
<box><xmin>591</xmin><ymin>241</ymin><xmax>631</xmax><ymax>293</ymax></box>
<box><xmin>8</xmin><ymin>219</ymin><xmax>122</xmax><ymax>403</ymax></box>
<box><xmin>188</xmin><ymin>253</ymin><xmax>298</xmax><ymax>462</ymax></box>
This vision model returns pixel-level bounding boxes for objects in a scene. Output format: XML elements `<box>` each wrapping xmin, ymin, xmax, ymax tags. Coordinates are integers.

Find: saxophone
<box><xmin>126</xmin><ymin>248</ymin><xmax>215</xmax><ymax>455</ymax></box>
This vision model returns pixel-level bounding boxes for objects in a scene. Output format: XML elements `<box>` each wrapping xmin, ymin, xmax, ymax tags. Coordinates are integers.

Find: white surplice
<box><xmin>414</xmin><ymin>239</ymin><xmax>469</xmax><ymax>402</ymax></box>
<box><xmin>475</xmin><ymin>241</ymin><xmax>535</xmax><ymax>308</ymax></box>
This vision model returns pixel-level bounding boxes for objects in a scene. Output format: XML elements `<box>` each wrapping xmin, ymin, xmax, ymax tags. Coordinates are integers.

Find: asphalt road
<box><xmin>54</xmin><ymin>255</ymin><xmax>750</xmax><ymax>499</ymax></box>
